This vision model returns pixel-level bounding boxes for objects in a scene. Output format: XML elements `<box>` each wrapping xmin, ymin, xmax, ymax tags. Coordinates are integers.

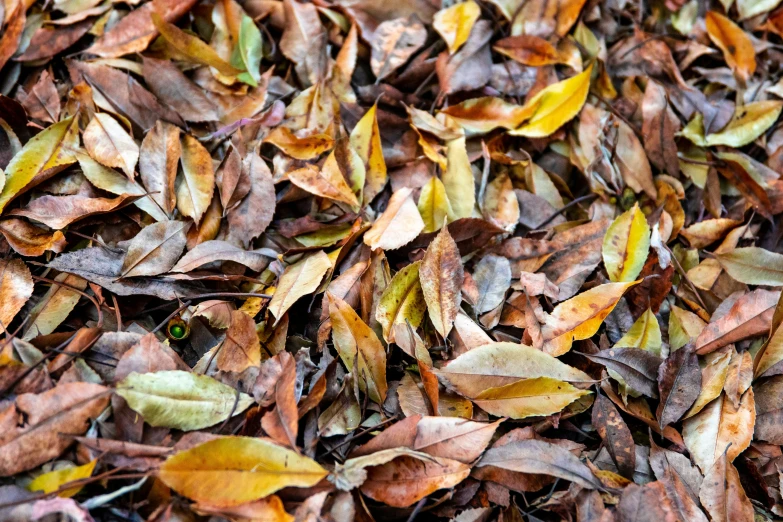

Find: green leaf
<box><xmin>231</xmin><ymin>14</ymin><xmax>263</xmax><ymax>86</ymax></box>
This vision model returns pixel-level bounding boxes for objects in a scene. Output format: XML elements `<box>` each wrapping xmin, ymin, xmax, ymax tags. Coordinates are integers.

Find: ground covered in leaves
<box><xmin>4</xmin><ymin>0</ymin><xmax>783</xmax><ymax>520</ymax></box>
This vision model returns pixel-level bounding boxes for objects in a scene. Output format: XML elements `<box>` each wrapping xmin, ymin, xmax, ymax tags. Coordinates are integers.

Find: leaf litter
<box><xmin>2</xmin><ymin>0</ymin><xmax>783</xmax><ymax>520</ymax></box>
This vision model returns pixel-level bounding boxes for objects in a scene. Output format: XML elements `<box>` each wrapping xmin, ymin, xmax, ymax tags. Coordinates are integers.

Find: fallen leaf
<box><xmin>0</xmin><ymin>383</ymin><xmax>109</xmax><ymax>476</ymax></box>
<box><xmin>705</xmin><ymin>11</ymin><xmax>756</xmax><ymax>85</ymax></box>
<box><xmin>268</xmin><ymin>251</ymin><xmax>332</xmax><ymax>321</ymax></box>
<box><xmin>120</xmin><ymin>221</ymin><xmax>190</xmax><ymax>278</ymax></box>
<box><xmin>329</xmin><ymin>293</ymin><xmax>388</xmax><ymax>404</ymax></box>
<box><xmin>83</xmin><ymin>113</ymin><xmax>139</xmax><ymax>179</ymax></box>
<box><xmin>159</xmin><ymin>436</ymin><xmax>327</xmax><ymax>506</ymax></box>
<box><xmin>419</xmin><ymin>227</ymin><xmax>464</xmax><ymax>338</ymax></box>
<box><xmin>116</xmin><ymin>371</ymin><xmax>254</xmax><ymax>431</ymax></box>
<box><xmin>364</xmin><ymin>188</ymin><xmax>424</xmax><ymax>250</ymax></box>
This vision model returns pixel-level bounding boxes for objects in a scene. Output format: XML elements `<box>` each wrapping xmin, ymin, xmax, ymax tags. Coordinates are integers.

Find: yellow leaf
<box><xmin>542</xmin><ymin>281</ymin><xmax>640</xmax><ymax>356</ymax></box>
<box><xmin>268</xmin><ymin>251</ymin><xmax>332</xmax><ymax>321</ymax></box>
<box><xmin>116</xmin><ymin>371</ymin><xmax>254</xmax><ymax>431</ymax></box>
<box><xmin>442</xmin><ymin>137</ymin><xmax>476</xmax><ymax>219</ymax></box>
<box><xmin>433</xmin><ymin>0</ymin><xmax>481</xmax><ymax>54</ymax></box>
<box><xmin>436</xmin><ymin>341</ymin><xmax>592</xmax><ymax>398</ymax></box>
<box><xmin>417</xmin><ymin>176</ymin><xmax>453</xmax><ymax>233</ymax></box>
<box><xmin>375</xmin><ymin>261</ymin><xmax>426</xmax><ymax>343</ymax></box>
<box><xmin>669</xmin><ymin>305</ymin><xmax>706</xmax><ymax>351</ymax></box>
<box><xmin>705</xmin><ymin>11</ymin><xmax>755</xmax><ymax>85</ymax></box>
<box><xmin>159</xmin><ymin>436</ymin><xmax>327</xmax><ymax>507</ymax></box>
<box><xmin>0</xmin><ymin>117</ymin><xmax>78</xmax><ymax>213</ymax></box>
<box><xmin>364</xmin><ymin>187</ymin><xmax>424</xmax><ymax>250</ymax></box>
<box><xmin>350</xmin><ymin>104</ymin><xmax>386</xmax><ymax>203</ymax></box>
<box><xmin>602</xmin><ymin>203</ymin><xmax>651</xmax><ymax>283</ymax></box>
<box><xmin>682</xmin><ymin>101</ymin><xmax>783</xmax><ymax>148</ymax></box>
<box><xmin>151</xmin><ymin>12</ymin><xmax>243</xmax><ymax>76</ymax></box>
<box><xmin>614</xmin><ymin>308</ymin><xmax>662</xmax><ymax>357</ymax></box>
<box><xmin>28</xmin><ymin>460</ymin><xmax>97</xmax><ymax>497</ymax></box>
<box><xmin>509</xmin><ymin>65</ymin><xmax>593</xmax><ymax>137</ymax></box>
<box><xmin>328</xmin><ymin>293</ymin><xmax>388</xmax><ymax>404</ymax></box>
<box><xmin>472</xmin><ymin>376</ymin><xmax>591</xmax><ymax>419</ymax></box>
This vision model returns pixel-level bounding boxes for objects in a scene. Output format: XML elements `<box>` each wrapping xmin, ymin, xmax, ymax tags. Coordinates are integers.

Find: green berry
<box><xmin>169</xmin><ymin>324</ymin><xmax>186</xmax><ymax>339</ymax></box>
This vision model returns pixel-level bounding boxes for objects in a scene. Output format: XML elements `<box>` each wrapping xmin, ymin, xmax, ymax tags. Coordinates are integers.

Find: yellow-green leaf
<box><xmin>230</xmin><ymin>13</ymin><xmax>263</xmax><ymax>86</ymax></box>
<box><xmin>615</xmin><ymin>308</ymin><xmax>662</xmax><ymax>357</ymax></box>
<box><xmin>669</xmin><ymin>305</ymin><xmax>706</xmax><ymax>351</ymax></box>
<box><xmin>28</xmin><ymin>460</ymin><xmax>97</xmax><ymax>497</ymax></box>
<box><xmin>116</xmin><ymin>370</ymin><xmax>254</xmax><ymax>431</ymax></box>
<box><xmin>159</xmin><ymin>436</ymin><xmax>327</xmax><ymax>507</ymax></box>
<box><xmin>683</xmin><ymin>101</ymin><xmax>783</xmax><ymax>148</ymax></box>
<box><xmin>603</xmin><ymin>203</ymin><xmax>651</xmax><ymax>283</ymax></box>
<box><xmin>350</xmin><ymin>104</ymin><xmax>386</xmax><ymax>203</ymax></box>
<box><xmin>472</xmin><ymin>376</ymin><xmax>591</xmax><ymax>419</ymax></box>
<box><xmin>436</xmin><ymin>341</ymin><xmax>592</xmax><ymax>398</ymax></box>
<box><xmin>0</xmin><ymin>117</ymin><xmax>78</xmax><ymax>213</ymax></box>
<box><xmin>328</xmin><ymin>293</ymin><xmax>387</xmax><ymax>404</ymax></box>
<box><xmin>417</xmin><ymin>176</ymin><xmax>453</xmax><ymax>233</ymax></box>
<box><xmin>509</xmin><ymin>65</ymin><xmax>593</xmax><ymax>137</ymax></box>
<box><xmin>376</xmin><ymin>261</ymin><xmax>427</xmax><ymax>342</ymax></box>
<box><xmin>433</xmin><ymin>0</ymin><xmax>481</xmax><ymax>54</ymax></box>
<box><xmin>442</xmin><ymin>137</ymin><xmax>475</xmax><ymax>219</ymax></box>
<box><xmin>542</xmin><ymin>281</ymin><xmax>640</xmax><ymax>356</ymax></box>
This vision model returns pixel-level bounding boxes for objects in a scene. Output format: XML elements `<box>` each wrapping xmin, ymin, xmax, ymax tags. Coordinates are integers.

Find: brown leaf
<box><xmin>261</xmin><ymin>351</ymin><xmax>298</xmax><ymax>447</ymax></box>
<box><xmin>0</xmin><ymin>382</ymin><xmax>109</xmax><ymax>476</ymax></box>
<box><xmin>120</xmin><ymin>220</ymin><xmax>190</xmax><ymax>278</ymax></box>
<box><xmin>617</xmin><ymin>482</ymin><xmax>678</xmax><ymax>522</ymax></box>
<box><xmin>592</xmin><ymin>394</ymin><xmax>635</xmax><ymax>478</ymax></box>
<box><xmin>370</xmin><ymin>15</ymin><xmax>427</xmax><ymax>80</ymax></box>
<box><xmin>475</xmin><ymin>439</ymin><xmax>602</xmax><ymax>490</ymax></box>
<box><xmin>17</xmin><ymin>70</ymin><xmax>61</xmax><ymax>124</ymax></box>
<box><xmin>699</xmin><ymin>450</ymin><xmax>755</xmax><ymax>522</ymax></box>
<box><xmin>436</xmin><ymin>20</ymin><xmax>492</xmax><ymax>94</ymax></box>
<box><xmin>0</xmin><ymin>218</ymin><xmax>67</xmax><ymax>257</ymax></box>
<box><xmin>142</xmin><ymin>58</ymin><xmax>219</xmax><ymax>122</ymax></box>
<box><xmin>225</xmin><ymin>151</ymin><xmax>275</xmax><ymax>248</ymax></box>
<box><xmin>216</xmin><ymin>310</ymin><xmax>261</xmax><ymax>373</ymax></box>
<box><xmin>584</xmin><ymin>348</ymin><xmax>662</xmax><ymax>398</ymax></box>
<box><xmin>86</xmin><ymin>0</ymin><xmax>197</xmax><ymax>57</ymax></box>
<box><xmin>9</xmin><ymin>193</ymin><xmax>141</xmax><ymax>230</ymax></box>
<box><xmin>695</xmin><ymin>289</ymin><xmax>779</xmax><ymax>354</ymax></box>
<box><xmin>139</xmin><ymin>120</ymin><xmax>180</xmax><ymax>218</ymax></box>
<box><xmin>419</xmin><ymin>227</ymin><xmax>464</xmax><ymax>338</ymax></box>
<box><xmin>641</xmin><ymin>80</ymin><xmax>680</xmax><ymax>177</ymax></box>
<box><xmin>15</xmin><ymin>19</ymin><xmax>93</xmax><ymax>61</ymax></box>
<box><xmin>656</xmin><ymin>346</ymin><xmax>701</xmax><ymax>428</ymax></box>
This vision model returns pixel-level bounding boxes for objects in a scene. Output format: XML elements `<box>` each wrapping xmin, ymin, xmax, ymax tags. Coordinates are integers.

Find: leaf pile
<box><xmin>3</xmin><ymin>0</ymin><xmax>783</xmax><ymax>520</ymax></box>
